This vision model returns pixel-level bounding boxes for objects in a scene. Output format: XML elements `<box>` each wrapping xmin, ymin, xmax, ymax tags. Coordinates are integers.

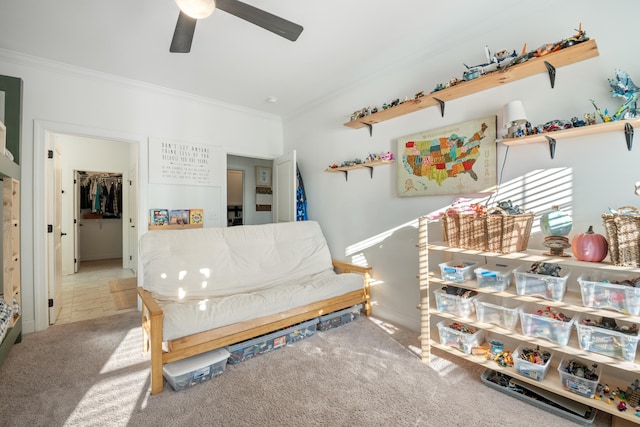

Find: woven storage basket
<box><xmin>602</xmin><ymin>206</ymin><xmax>640</xmax><ymax>267</ymax></box>
<box><xmin>442</xmin><ymin>210</ymin><xmax>533</xmax><ymax>254</ymax></box>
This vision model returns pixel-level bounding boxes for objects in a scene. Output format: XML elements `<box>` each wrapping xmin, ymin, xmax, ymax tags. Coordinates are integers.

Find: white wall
<box><xmin>0</xmin><ymin>51</ymin><xmax>283</xmax><ymax>333</ymax></box>
<box><xmin>284</xmin><ymin>2</ymin><xmax>640</xmax><ymax>331</ymax></box>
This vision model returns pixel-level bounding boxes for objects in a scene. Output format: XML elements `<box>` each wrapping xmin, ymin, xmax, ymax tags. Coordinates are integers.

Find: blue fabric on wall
<box><xmin>296</xmin><ymin>164</ymin><xmax>307</xmax><ymax>221</ymax></box>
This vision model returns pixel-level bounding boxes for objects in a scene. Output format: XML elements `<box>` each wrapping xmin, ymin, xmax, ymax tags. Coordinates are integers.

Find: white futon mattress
<box><xmin>156</xmin><ymin>269</ymin><xmax>363</xmax><ymax>341</ymax></box>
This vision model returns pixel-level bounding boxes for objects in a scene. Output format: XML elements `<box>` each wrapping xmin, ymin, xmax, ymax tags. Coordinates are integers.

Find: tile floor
<box><xmin>56</xmin><ymin>258</ymin><xmax>136</xmax><ymax>325</ymax></box>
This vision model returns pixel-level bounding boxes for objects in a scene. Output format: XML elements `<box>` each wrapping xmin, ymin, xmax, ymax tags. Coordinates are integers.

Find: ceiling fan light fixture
<box><xmin>175</xmin><ymin>0</ymin><xmax>215</xmax><ymax>19</ymax></box>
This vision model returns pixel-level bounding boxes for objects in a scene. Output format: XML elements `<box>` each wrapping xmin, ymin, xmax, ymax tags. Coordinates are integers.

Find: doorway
<box><xmin>227</xmin><ymin>169</ymin><xmax>243</xmax><ymax>226</ymax></box>
<box><xmin>49</xmin><ymin>133</ymin><xmax>138</xmax><ymax>325</ymax></box>
<box><xmin>226</xmin><ymin>154</ymin><xmax>274</xmax><ymax>226</ymax></box>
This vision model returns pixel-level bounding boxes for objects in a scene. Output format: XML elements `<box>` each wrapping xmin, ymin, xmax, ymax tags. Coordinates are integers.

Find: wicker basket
<box><xmin>442</xmin><ymin>210</ymin><xmax>534</xmax><ymax>254</ymax></box>
<box><xmin>602</xmin><ymin>206</ymin><xmax>640</xmax><ymax>267</ymax></box>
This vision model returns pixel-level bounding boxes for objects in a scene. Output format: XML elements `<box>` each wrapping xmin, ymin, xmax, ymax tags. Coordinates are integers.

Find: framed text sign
<box><xmin>148</xmin><ymin>137</ymin><xmax>219</xmax><ymax>186</ymax></box>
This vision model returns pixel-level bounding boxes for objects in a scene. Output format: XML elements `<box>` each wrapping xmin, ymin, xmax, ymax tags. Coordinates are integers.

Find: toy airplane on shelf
<box><xmin>462</xmin><ymin>46</ymin><xmax>516</xmax><ymax>80</ymax></box>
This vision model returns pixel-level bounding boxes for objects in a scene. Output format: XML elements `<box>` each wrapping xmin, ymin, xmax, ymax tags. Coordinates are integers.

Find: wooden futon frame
<box><xmin>138</xmin><ymin>260</ymin><xmax>372</xmax><ymax>394</ymax></box>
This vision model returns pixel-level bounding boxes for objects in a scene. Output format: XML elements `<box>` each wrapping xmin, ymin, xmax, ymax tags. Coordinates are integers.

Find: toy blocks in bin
<box><xmin>439</xmin><ymin>260</ymin><xmax>481</xmax><ymax>284</ymax></box>
<box><xmin>519</xmin><ymin>304</ymin><xmax>575</xmax><ymax>346</ymax></box>
<box><xmin>317</xmin><ymin>304</ymin><xmax>362</xmax><ymax>331</ymax></box>
<box><xmin>434</xmin><ymin>287</ymin><xmax>479</xmax><ymax>319</ymax></box>
<box><xmin>225</xmin><ymin>318</ymin><xmax>318</xmax><ymax>364</ymax></box>
<box><xmin>577</xmin><ymin>270</ymin><xmax>640</xmax><ymax>315</ymax></box>
<box><xmin>514</xmin><ymin>264</ymin><xmax>569</xmax><ymax>301</ymax></box>
<box><xmin>574</xmin><ymin>314</ymin><xmax>640</xmax><ymax>362</ymax></box>
<box><xmin>162</xmin><ymin>347</ymin><xmax>230</xmax><ymax>391</ymax></box>
<box><xmin>474</xmin><ymin>264</ymin><xmax>514</xmax><ymax>291</ymax></box>
<box><xmin>436</xmin><ymin>320</ymin><xmax>485</xmax><ymax>354</ymax></box>
<box><xmin>473</xmin><ymin>295</ymin><xmax>522</xmax><ymax>330</ymax></box>
<box><xmin>557</xmin><ymin>356</ymin><xmax>602</xmax><ymax>398</ymax></box>
<box><xmin>513</xmin><ymin>344</ymin><xmax>553</xmax><ymax>381</ymax></box>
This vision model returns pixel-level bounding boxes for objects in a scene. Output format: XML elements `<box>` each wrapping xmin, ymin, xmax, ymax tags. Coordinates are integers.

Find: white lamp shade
<box><xmin>504</xmin><ymin>100</ymin><xmax>528</xmax><ymax>126</ymax></box>
<box><xmin>175</xmin><ymin>0</ymin><xmax>215</xmax><ymax>19</ymax></box>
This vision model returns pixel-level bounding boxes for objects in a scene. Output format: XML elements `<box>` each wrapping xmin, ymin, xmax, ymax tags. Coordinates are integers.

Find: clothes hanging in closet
<box><xmin>79</xmin><ymin>175</ymin><xmax>122</xmax><ymax>217</ymax></box>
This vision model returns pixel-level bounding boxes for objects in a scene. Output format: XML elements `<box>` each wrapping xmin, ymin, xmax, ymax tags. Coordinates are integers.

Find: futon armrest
<box><xmin>137</xmin><ymin>287</ymin><xmax>163</xmax><ymax>316</ymax></box>
<box><xmin>332</xmin><ymin>260</ymin><xmax>372</xmax><ymax>275</ymax></box>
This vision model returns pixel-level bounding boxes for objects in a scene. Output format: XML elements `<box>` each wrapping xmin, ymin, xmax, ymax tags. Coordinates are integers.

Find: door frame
<box><xmin>34</xmin><ymin>120</ymin><xmax>145</xmax><ymax>331</ymax></box>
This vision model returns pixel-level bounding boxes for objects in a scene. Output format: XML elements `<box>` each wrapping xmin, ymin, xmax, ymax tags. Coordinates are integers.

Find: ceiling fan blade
<box><xmin>170</xmin><ymin>11</ymin><xmax>197</xmax><ymax>53</ymax></box>
<box><xmin>216</xmin><ymin>0</ymin><xmax>303</xmax><ymax>42</ymax></box>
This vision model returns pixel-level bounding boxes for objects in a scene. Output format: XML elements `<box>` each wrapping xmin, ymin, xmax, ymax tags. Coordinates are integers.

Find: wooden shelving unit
<box><xmin>418</xmin><ymin>217</ymin><xmax>640</xmax><ymax>424</ymax></box>
<box><xmin>344</xmin><ymin>39</ymin><xmax>600</xmax><ymax>133</ymax></box>
<box><xmin>324</xmin><ymin>159</ymin><xmax>393</xmax><ymax>181</ymax></box>
<box><xmin>3</xmin><ymin>178</ymin><xmax>19</xmax><ymax>328</ymax></box>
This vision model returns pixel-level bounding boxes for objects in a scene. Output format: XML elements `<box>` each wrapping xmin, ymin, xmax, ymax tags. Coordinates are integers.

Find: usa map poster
<box><xmin>397</xmin><ymin>116</ymin><xmax>497</xmax><ymax>197</ymax></box>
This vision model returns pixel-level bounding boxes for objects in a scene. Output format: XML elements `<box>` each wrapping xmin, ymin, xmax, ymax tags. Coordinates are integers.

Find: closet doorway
<box><xmin>76</xmin><ymin>171</ymin><xmax>124</xmax><ymax>269</ymax></box>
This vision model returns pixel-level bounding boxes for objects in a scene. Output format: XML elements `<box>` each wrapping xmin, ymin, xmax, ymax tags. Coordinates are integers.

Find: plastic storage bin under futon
<box><xmin>317</xmin><ymin>304</ymin><xmax>362</xmax><ymax>331</ymax></box>
<box><xmin>226</xmin><ymin>318</ymin><xmax>318</xmax><ymax>364</ymax></box>
<box><xmin>577</xmin><ymin>270</ymin><xmax>640</xmax><ymax>315</ymax></box>
<box><xmin>436</xmin><ymin>320</ymin><xmax>485</xmax><ymax>354</ymax></box>
<box><xmin>162</xmin><ymin>347</ymin><xmax>230</xmax><ymax>391</ymax></box>
<box><xmin>513</xmin><ymin>344</ymin><xmax>553</xmax><ymax>381</ymax></box>
<box><xmin>514</xmin><ymin>264</ymin><xmax>570</xmax><ymax>301</ymax></box>
<box><xmin>519</xmin><ymin>305</ymin><xmax>575</xmax><ymax>346</ymax></box>
<box><xmin>434</xmin><ymin>288</ymin><xmax>479</xmax><ymax>319</ymax></box>
<box><xmin>473</xmin><ymin>295</ymin><xmax>522</xmax><ymax>330</ymax></box>
<box><xmin>557</xmin><ymin>356</ymin><xmax>602</xmax><ymax>398</ymax></box>
<box><xmin>574</xmin><ymin>314</ymin><xmax>640</xmax><ymax>362</ymax></box>
<box><xmin>439</xmin><ymin>260</ymin><xmax>481</xmax><ymax>284</ymax></box>
<box><xmin>474</xmin><ymin>264</ymin><xmax>514</xmax><ymax>291</ymax></box>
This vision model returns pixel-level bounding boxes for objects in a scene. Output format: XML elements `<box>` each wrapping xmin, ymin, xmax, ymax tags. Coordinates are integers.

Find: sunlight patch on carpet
<box><xmin>100</xmin><ymin>327</ymin><xmax>148</xmax><ymax>374</ymax></box>
<box><xmin>64</xmin><ymin>370</ymin><xmax>148</xmax><ymax>426</ymax></box>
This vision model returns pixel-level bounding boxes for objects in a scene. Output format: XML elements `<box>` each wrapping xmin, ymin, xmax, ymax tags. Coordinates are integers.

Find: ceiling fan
<box><xmin>170</xmin><ymin>0</ymin><xmax>304</xmax><ymax>53</ymax></box>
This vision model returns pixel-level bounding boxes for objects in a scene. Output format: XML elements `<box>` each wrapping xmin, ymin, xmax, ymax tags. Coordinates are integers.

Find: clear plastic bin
<box><xmin>474</xmin><ymin>295</ymin><xmax>522</xmax><ymax>330</ymax></box>
<box><xmin>162</xmin><ymin>348</ymin><xmax>230</xmax><ymax>391</ymax></box>
<box><xmin>513</xmin><ymin>344</ymin><xmax>553</xmax><ymax>381</ymax></box>
<box><xmin>317</xmin><ymin>304</ymin><xmax>361</xmax><ymax>331</ymax></box>
<box><xmin>439</xmin><ymin>260</ymin><xmax>482</xmax><ymax>284</ymax></box>
<box><xmin>226</xmin><ymin>318</ymin><xmax>318</xmax><ymax>364</ymax></box>
<box><xmin>514</xmin><ymin>264</ymin><xmax>570</xmax><ymax>301</ymax></box>
<box><xmin>574</xmin><ymin>314</ymin><xmax>640</xmax><ymax>362</ymax></box>
<box><xmin>519</xmin><ymin>304</ymin><xmax>575</xmax><ymax>346</ymax></box>
<box><xmin>436</xmin><ymin>320</ymin><xmax>485</xmax><ymax>354</ymax></box>
<box><xmin>434</xmin><ymin>288</ymin><xmax>479</xmax><ymax>319</ymax></box>
<box><xmin>474</xmin><ymin>264</ymin><xmax>514</xmax><ymax>291</ymax></box>
<box><xmin>557</xmin><ymin>356</ymin><xmax>602</xmax><ymax>398</ymax></box>
<box><xmin>577</xmin><ymin>271</ymin><xmax>640</xmax><ymax>315</ymax></box>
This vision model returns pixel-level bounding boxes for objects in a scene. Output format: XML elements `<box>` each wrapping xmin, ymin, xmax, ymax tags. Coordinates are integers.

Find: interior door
<box><xmin>272</xmin><ymin>150</ymin><xmax>297</xmax><ymax>223</ymax></box>
<box><xmin>49</xmin><ymin>144</ymin><xmax>63</xmax><ymax>324</ymax></box>
<box><xmin>128</xmin><ymin>168</ymin><xmax>138</xmax><ymax>273</ymax></box>
<box><xmin>73</xmin><ymin>171</ymin><xmax>80</xmax><ymax>272</ymax></box>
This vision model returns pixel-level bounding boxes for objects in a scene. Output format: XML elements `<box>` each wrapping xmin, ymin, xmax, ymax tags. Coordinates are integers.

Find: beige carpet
<box><xmin>108</xmin><ymin>277</ymin><xmax>137</xmax><ymax>310</ymax></box>
<box><xmin>0</xmin><ymin>311</ymin><xmax>613</xmax><ymax>426</ymax></box>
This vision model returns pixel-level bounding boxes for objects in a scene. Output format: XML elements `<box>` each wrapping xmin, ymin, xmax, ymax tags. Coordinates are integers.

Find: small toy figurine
<box><xmin>619</xmin><ymin>401</ymin><xmax>628</xmax><ymax>412</ymax></box>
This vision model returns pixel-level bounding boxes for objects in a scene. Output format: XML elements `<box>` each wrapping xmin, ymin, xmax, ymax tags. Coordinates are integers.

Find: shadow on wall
<box><xmin>340</xmin><ymin>167</ymin><xmax>575</xmax><ymax>330</ymax></box>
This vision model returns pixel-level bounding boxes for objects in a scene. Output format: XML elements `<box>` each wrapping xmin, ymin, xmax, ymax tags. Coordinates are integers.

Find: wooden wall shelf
<box><xmin>148</xmin><ymin>224</ymin><xmax>203</xmax><ymax>230</ymax></box>
<box><xmin>324</xmin><ymin>159</ymin><xmax>393</xmax><ymax>181</ymax></box>
<box><xmin>343</xmin><ymin>39</ymin><xmax>599</xmax><ymax>133</ymax></box>
<box><xmin>502</xmin><ymin>117</ymin><xmax>640</xmax><ymax>158</ymax></box>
